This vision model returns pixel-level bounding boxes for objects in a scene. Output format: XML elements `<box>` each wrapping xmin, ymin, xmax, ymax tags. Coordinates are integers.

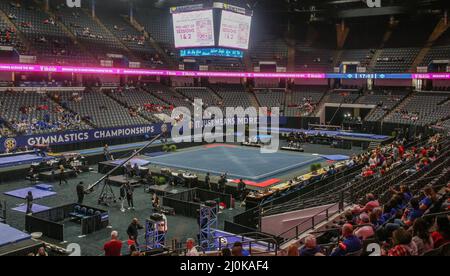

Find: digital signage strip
<box><xmin>0</xmin><ymin>63</ymin><xmax>449</xmax><ymax>79</ymax></box>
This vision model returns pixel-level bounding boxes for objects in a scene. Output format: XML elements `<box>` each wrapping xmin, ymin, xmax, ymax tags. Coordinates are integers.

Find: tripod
<box><xmin>98</xmin><ymin>179</ymin><xmax>117</xmax><ymax>206</ymax></box>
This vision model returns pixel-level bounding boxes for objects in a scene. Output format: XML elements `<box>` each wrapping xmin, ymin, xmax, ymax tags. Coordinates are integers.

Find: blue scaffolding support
<box><xmin>199</xmin><ymin>201</ymin><xmax>218</xmax><ymax>250</ymax></box>
<box><xmin>145</xmin><ymin>214</ymin><xmax>166</xmax><ymax>249</ymax></box>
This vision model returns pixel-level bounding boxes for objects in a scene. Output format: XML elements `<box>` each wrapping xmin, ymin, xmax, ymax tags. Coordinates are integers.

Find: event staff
<box><xmin>237</xmin><ymin>179</ymin><xmax>246</xmax><ymax>201</ymax></box>
<box><xmin>205</xmin><ymin>173</ymin><xmax>211</xmax><ymax>190</ymax></box>
<box><xmin>59</xmin><ymin>165</ymin><xmax>68</xmax><ymax>185</ymax></box>
<box><xmin>125</xmin><ymin>162</ymin><xmax>133</xmax><ymax>179</ymax></box>
<box><xmin>152</xmin><ymin>193</ymin><xmax>160</xmax><ymax>211</ymax></box>
<box><xmin>76</xmin><ymin>182</ymin><xmax>85</xmax><ymax>204</ymax></box>
<box><xmin>133</xmin><ymin>163</ymin><xmax>140</xmax><ymax>178</ymax></box>
<box><xmin>119</xmin><ymin>183</ymin><xmax>126</xmax><ymax>212</ymax></box>
<box><xmin>27</xmin><ymin>167</ymin><xmax>37</xmax><ymax>184</ymax></box>
<box><xmin>103</xmin><ymin>144</ymin><xmax>111</xmax><ymax>161</ymax></box>
<box><xmin>127</xmin><ymin>218</ymin><xmax>143</xmax><ymax>248</ymax></box>
<box><xmin>25</xmin><ymin>191</ymin><xmax>33</xmax><ymax>215</ymax></box>
<box><xmin>145</xmin><ymin>172</ymin><xmax>154</xmax><ymax>186</ymax></box>
<box><xmin>125</xmin><ymin>182</ymin><xmax>134</xmax><ymax>210</ymax></box>
<box><xmin>218</xmin><ymin>174</ymin><xmax>226</xmax><ymax>193</ymax></box>
<box><xmin>104</xmin><ymin>231</ymin><xmax>122</xmax><ymax>256</ymax></box>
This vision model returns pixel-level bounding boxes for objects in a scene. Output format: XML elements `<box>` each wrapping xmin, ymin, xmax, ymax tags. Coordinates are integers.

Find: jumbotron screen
<box><xmin>172</xmin><ymin>10</ymin><xmax>215</xmax><ymax>48</ymax></box>
<box><xmin>218</xmin><ymin>10</ymin><xmax>252</xmax><ymax>50</ymax></box>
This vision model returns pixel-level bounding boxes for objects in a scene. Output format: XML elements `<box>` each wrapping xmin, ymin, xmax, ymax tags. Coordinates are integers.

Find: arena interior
<box><xmin>0</xmin><ymin>0</ymin><xmax>448</xmax><ymax>258</ymax></box>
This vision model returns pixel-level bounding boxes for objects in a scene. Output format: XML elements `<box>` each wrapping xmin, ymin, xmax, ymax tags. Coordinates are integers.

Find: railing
<box><xmin>277</xmin><ymin>202</ymin><xmax>344</xmax><ymax>244</ymax></box>
<box><xmin>255</xmin><ymin>165</ymin><xmax>363</xmax><ymax>218</ymax></box>
<box><xmin>215</xmin><ymin>232</ymin><xmax>280</xmax><ymax>256</ymax></box>
<box><xmin>170</xmin><ymin>232</ymin><xmax>280</xmax><ymax>256</ymax></box>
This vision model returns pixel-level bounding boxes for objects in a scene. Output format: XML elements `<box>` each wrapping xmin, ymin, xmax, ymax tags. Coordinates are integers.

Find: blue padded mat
<box><xmin>149</xmin><ymin>146</ymin><xmax>323</xmax><ymax>181</ymax></box>
<box><xmin>12</xmin><ymin>204</ymin><xmax>50</xmax><ymax>213</ymax></box>
<box><xmin>0</xmin><ymin>223</ymin><xmax>31</xmax><ymax>247</ymax></box>
<box><xmin>0</xmin><ymin>154</ymin><xmax>48</xmax><ymax>168</ymax></box>
<box><xmin>110</xmin><ymin>158</ymin><xmax>150</xmax><ymax>167</ymax></box>
<box><xmin>144</xmin><ymin>152</ymin><xmax>168</xmax><ymax>158</ymax></box>
<box><xmin>260</xmin><ymin>127</ymin><xmax>389</xmax><ymax>141</ymax></box>
<box><xmin>319</xmin><ymin>155</ymin><xmax>350</xmax><ymax>161</ymax></box>
<box><xmin>34</xmin><ymin>183</ymin><xmax>54</xmax><ymax>191</ymax></box>
<box><xmin>4</xmin><ymin>187</ymin><xmax>57</xmax><ymax>200</ymax></box>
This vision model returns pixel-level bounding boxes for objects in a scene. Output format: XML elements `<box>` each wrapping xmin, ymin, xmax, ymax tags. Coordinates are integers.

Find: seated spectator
<box><xmin>431</xmin><ymin>216</ymin><xmax>450</xmax><ymax>249</ymax></box>
<box><xmin>386</xmin><ymin>228</ymin><xmax>418</xmax><ymax>256</ymax></box>
<box><xmin>231</xmin><ymin>243</ymin><xmax>243</xmax><ymax>256</ymax></box>
<box><xmin>36</xmin><ymin>247</ymin><xmax>48</xmax><ymax>257</ymax></box>
<box><xmin>185</xmin><ymin>238</ymin><xmax>199</xmax><ymax>256</ymax></box>
<box><xmin>354</xmin><ymin>193</ymin><xmax>379</xmax><ymax>214</ymax></box>
<box><xmin>330</xmin><ymin>224</ymin><xmax>362</xmax><ymax>256</ymax></box>
<box><xmin>354</xmin><ymin>213</ymin><xmax>375</xmax><ymax>240</ymax></box>
<box><xmin>220</xmin><ymin>248</ymin><xmax>232</xmax><ymax>257</ymax></box>
<box><xmin>299</xmin><ymin>235</ymin><xmax>322</xmax><ymax>256</ymax></box>
<box><xmin>287</xmin><ymin>244</ymin><xmax>299</xmax><ymax>256</ymax></box>
<box><xmin>400</xmin><ymin>197</ymin><xmax>423</xmax><ymax>227</ymax></box>
<box><xmin>231</xmin><ymin>242</ymin><xmax>249</xmax><ymax>256</ymax></box>
<box><xmin>390</xmin><ymin>185</ymin><xmax>413</xmax><ymax>205</ymax></box>
<box><xmin>412</xmin><ymin>218</ymin><xmax>434</xmax><ymax>255</ymax></box>
<box><xmin>419</xmin><ymin>186</ymin><xmax>437</xmax><ymax>212</ymax></box>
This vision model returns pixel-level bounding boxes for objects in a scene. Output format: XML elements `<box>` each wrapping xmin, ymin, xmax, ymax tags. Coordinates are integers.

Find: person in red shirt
<box><xmin>104</xmin><ymin>231</ymin><xmax>123</xmax><ymax>256</ymax></box>
<box><xmin>420</xmin><ymin>147</ymin><xmax>428</xmax><ymax>158</ymax></box>
<box><xmin>398</xmin><ymin>145</ymin><xmax>405</xmax><ymax>158</ymax></box>
<box><xmin>431</xmin><ymin>216</ymin><xmax>450</xmax><ymax>249</ymax></box>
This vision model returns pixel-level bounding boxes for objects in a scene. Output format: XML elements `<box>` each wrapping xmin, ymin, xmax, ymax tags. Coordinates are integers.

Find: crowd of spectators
<box><xmin>288</xmin><ymin>134</ymin><xmax>449</xmax><ymax>256</ymax></box>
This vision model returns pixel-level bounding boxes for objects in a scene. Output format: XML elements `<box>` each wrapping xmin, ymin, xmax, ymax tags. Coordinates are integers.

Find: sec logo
<box><xmin>4</xmin><ymin>138</ymin><xmax>17</xmax><ymax>151</ymax></box>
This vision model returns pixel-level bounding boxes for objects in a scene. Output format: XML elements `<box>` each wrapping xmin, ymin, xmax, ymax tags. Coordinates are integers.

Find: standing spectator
<box><xmin>103</xmin><ymin>231</ymin><xmax>123</xmax><ymax>257</ymax></box>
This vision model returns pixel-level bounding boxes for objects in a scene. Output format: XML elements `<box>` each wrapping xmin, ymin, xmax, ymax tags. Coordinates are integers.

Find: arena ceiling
<box><xmin>131</xmin><ymin>0</ymin><xmax>449</xmax><ymax>13</ymax></box>
<box><xmin>120</xmin><ymin>0</ymin><xmax>449</xmax><ymax>24</ymax></box>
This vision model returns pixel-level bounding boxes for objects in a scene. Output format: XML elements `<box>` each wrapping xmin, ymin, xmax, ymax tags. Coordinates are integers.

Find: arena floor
<box><xmin>0</xmin><ymin>142</ymin><xmax>363</xmax><ymax>256</ymax></box>
<box><xmin>149</xmin><ymin>145</ymin><xmax>325</xmax><ymax>181</ymax></box>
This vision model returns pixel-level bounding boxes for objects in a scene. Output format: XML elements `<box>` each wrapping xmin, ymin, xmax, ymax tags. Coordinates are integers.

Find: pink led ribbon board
<box><xmin>0</xmin><ymin>63</ymin><xmax>449</xmax><ymax>79</ymax></box>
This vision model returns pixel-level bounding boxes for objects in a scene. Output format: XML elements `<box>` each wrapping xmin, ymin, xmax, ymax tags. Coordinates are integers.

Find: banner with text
<box><xmin>0</xmin><ymin>124</ymin><xmax>170</xmax><ymax>152</ymax></box>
